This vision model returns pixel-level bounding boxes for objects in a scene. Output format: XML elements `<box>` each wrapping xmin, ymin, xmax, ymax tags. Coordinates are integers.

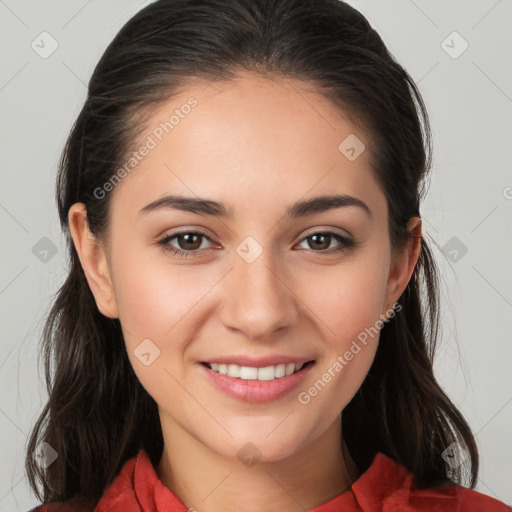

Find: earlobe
<box><xmin>68</xmin><ymin>203</ymin><xmax>119</xmax><ymax>319</ymax></box>
<box><xmin>383</xmin><ymin>217</ymin><xmax>422</xmax><ymax>317</ymax></box>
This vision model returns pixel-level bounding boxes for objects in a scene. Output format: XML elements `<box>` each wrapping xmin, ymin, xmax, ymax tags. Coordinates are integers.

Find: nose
<box><xmin>218</xmin><ymin>248</ymin><xmax>300</xmax><ymax>341</ymax></box>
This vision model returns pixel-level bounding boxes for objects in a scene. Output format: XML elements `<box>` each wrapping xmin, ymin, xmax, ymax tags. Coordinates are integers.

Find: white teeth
<box><xmin>240</xmin><ymin>366</ymin><xmax>258</xmax><ymax>379</ymax></box>
<box><xmin>227</xmin><ymin>364</ymin><xmax>240</xmax><ymax>378</ymax></box>
<box><xmin>285</xmin><ymin>363</ymin><xmax>295</xmax><ymax>376</ymax></box>
<box><xmin>257</xmin><ymin>366</ymin><xmax>275</xmax><ymax>381</ymax></box>
<box><xmin>207</xmin><ymin>361</ymin><xmax>308</xmax><ymax>381</ymax></box>
<box><xmin>274</xmin><ymin>364</ymin><xmax>286</xmax><ymax>378</ymax></box>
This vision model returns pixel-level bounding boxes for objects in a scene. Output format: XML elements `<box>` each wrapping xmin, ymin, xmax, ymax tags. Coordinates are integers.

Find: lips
<box><xmin>199</xmin><ymin>359</ymin><xmax>315</xmax><ymax>402</ymax></box>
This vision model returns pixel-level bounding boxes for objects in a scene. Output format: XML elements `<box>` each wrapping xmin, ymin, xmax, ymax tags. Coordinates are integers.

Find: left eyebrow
<box><xmin>138</xmin><ymin>194</ymin><xmax>372</xmax><ymax>219</ymax></box>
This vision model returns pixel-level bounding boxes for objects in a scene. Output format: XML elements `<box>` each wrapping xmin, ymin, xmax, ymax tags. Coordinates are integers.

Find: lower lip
<box><xmin>198</xmin><ymin>362</ymin><xmax>315</xmax><ymax>403</ymax></box>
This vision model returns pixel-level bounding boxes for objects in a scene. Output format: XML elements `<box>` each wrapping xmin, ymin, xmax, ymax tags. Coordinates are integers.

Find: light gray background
<box><xmin>1</xmin><ymin>0</ymin><xmax>511</xmax><ymax>510</ymax></box>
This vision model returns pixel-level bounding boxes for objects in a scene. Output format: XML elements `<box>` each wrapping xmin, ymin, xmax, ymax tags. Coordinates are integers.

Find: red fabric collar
<box><xmin>92</xmin><ymin>449</ymin><xmax>511</xmax><ymax>512</ymax></box>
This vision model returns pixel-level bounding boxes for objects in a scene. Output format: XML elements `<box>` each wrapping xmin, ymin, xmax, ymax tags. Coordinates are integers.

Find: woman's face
<box><xmin>71</xmin><ymin>72</ymin><xmax>419</xmax><ymax>463</ymax></box>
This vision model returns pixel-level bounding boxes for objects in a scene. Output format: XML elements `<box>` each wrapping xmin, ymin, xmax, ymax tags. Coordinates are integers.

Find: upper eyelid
<box><xmin>160</xmin><ymin>230</ymin><xmax>215</xmax><ymax>243</ymax></box>
<box><xmin>299</xmin><ymin>226</ymin><xmax>353</xmax><ymax>239</ymax></box>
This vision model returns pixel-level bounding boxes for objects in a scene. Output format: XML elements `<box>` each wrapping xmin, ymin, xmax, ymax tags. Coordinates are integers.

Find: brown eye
<box><xmin>157</xmin><ymin>231</ymin><xmax>213</xmax><ymax>257</ymax></box>
<box><xmin>297</xmin><ymin>232</ymin><xmax>357</xmax><ymax>253</ymax></box>
<box><xmin>175</xmin><ymin>233</ymin><xmax>203</xmax><ymax>251</ymax></box>
<box><xmin>307</xmin><ymin>233</ymin><xmax>333</xmax><ymax>250</ymax></box>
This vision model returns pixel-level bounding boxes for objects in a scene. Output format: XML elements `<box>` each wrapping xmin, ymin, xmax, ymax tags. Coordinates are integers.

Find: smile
<box><xmin>203</xmin><ymin>361</ymin><xmax>314</xmax><ymax>381</ymax></box>
<box><xmin>199</xmin><ymin>361</ymin><xmax>316</xmax><ymax>402</ymax></box>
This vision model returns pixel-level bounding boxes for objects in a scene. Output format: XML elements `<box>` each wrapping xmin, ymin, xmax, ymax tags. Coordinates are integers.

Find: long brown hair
<box><xmin>26</xmin><ymin>0</ymin><xmax>478</xmax><ymax>509</ymax></box>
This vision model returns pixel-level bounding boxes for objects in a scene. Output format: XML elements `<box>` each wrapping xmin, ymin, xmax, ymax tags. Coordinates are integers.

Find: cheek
<box><xmin>293</xmin><ymin>256</ymin><xmax>389</xmax><ymax>408</ymax></box>
<box><xmin>109</xmin><ymin>244</ymin><xmax>209</xmax><ymax>356</ymax></box>
<box><xmin>297</xmin><ymin>255</ymin><xmax>389</xmax><ymax>346</ymax></box>
<box><xmin>111</xmin><ymin>254</ymin><xmax>210</xmax><ymax>407</ymax></box>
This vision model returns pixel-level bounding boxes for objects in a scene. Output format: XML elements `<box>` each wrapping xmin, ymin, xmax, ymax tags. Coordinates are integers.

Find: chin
<box><xmin>205</xmin><ymin>425</ymin><xmax>312</xmax><ymax>464</ymax></box>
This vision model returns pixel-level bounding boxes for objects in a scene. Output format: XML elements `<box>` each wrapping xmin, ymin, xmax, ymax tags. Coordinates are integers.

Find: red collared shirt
<box><xmin>31</xmin><ymin>449</ymin><xmax>512</xmax><ymax>511</ymax></box>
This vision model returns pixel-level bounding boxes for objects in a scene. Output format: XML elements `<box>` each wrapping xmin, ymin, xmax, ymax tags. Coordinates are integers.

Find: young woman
<box><xmin>26</xmin><ymin>0</ymin><xmax>511</xmax><ymax>511</ymax></box>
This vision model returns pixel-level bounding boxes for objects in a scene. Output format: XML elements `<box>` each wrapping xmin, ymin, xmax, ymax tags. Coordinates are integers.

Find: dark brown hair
<box><xmin>26</xmin><ymin>0</ymin><xmax>478</xmax><ymax>509</ymax></box>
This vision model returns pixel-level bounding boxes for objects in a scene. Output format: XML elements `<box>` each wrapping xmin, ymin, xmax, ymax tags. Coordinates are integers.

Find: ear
<box><xmin>68</xmin><ymin>203</ymin><xmax>119</xmax><ymax>319</ymax></box>
<box><xmin>383</xmin><ymin>217</ymin><xmax>422</xmax><ymax>317</ymax></box>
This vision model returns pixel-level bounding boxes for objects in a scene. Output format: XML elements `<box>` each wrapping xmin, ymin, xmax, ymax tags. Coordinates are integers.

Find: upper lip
<box><xmin>201</xmin><ymin>355</ymin><xmax>315</xmax><ymax>368</ymax></box>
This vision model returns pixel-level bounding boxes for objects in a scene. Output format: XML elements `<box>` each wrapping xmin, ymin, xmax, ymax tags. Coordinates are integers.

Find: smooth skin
<box><xmin>68</xmin><ymin>72</ymin><xmax>422</xmax><ymax>512</ymax></box>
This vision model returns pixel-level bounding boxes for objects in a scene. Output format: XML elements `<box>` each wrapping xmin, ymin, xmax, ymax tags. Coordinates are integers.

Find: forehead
<box><xmin>110</xmin><ymin>72</ymin><xmax>386</xmax><ymax>223</ymax></box>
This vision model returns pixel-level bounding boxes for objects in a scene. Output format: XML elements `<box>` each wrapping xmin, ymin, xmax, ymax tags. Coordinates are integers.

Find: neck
<box><xmin>156</xmin><ymin>415</ymin><xmax>359</xmax><ymax>512</ymax></box>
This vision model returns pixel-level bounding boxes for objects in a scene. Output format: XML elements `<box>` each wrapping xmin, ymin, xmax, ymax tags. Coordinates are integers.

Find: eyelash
<box><xmin>156</xmin><ymin>230</ymin><xmax>359</xmax><ymax>258</ymax></box>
